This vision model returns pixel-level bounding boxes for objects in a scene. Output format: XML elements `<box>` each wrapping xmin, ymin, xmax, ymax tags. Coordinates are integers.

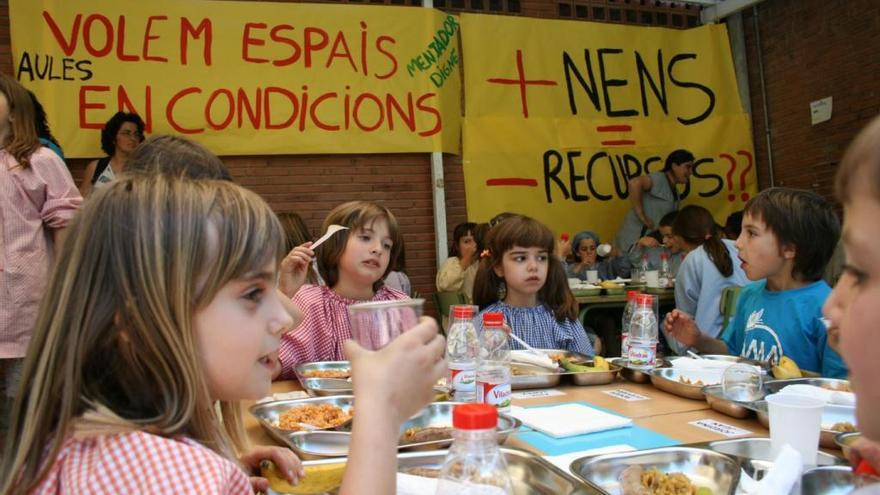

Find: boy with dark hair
<box><xmin>666</xmin><ymin>188</ymin><xmax>846</xmax><ymax>378</ymax></box>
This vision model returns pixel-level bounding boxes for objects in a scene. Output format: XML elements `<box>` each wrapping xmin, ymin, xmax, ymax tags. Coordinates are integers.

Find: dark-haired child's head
<box><xmin>723</xmin><ymin>210</ymin><xmax>744</xmax><ymax>240</ymax></box>
<box><xmin>278</xmin><ymin>212</ymin><xmax>312</xmax><ymax>253</ymax></box>
<box><xmin>473</xmin><ymin>215</ymin><xmax>575</xmax><ymax>321</ymax></box>
<box><xmin>126</xmin><ymin>135</ymin><xmax>231</xmax><ymax>181</ymax></box>
<box><xmin>571</xmin><ymin>230</ymin><xmax>600</xmax><ymax>265</ymax></box>
<box><xmin>488</xmin><ymin>211</ymin><xmax>516</xmax><ymax>228</ymax></box>
<box><xmin>658</xmin><ymin>211</ymin><xmax>680</xmax><ymax>253</ymax></box>
<box><xmin>317</xmin><ymin>201</ymin><xmax>402</xmax><ymax>292</ymax></box>
<box><xmin>662</xmin><ymin>149</ymin><xmax>695</xmax><ymax>185</ymax></box>
<box><xmin>101</xmin><ymin>111</ymin><xmax>145</xmax><ymax>156</ymax></box>
<box><xmin>449</xmin><ymin>222</ymin><xmax>477</xmax><ymax>258</ymax></box>
<box><xmin>739</xmin><ymin>188</ymin><xmax>840</xmax><ymax>284</ymax></box>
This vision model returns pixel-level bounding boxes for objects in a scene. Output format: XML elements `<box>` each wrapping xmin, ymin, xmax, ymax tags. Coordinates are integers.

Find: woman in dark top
<box><xmin>79</xmin><ymin>112</ymin><xmax>145</xmax><ymax>197</ymax></box>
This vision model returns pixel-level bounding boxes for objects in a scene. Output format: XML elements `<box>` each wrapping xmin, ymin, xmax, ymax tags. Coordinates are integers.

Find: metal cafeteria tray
<box><xmin>703</xmin><ymin>384</ymin><xmax>756</xmax><ymax>419</ymax></box>
<box><xmin>608</xmin><ymin>357</ymin><xmax>671</xmax><ymax>384</ymax></box>
<box><xmin>299</xmin><ymin>377</ymin><xmax>353</xmax><ymax>397</ymax></box>
<box><xmin>511</xmin><ymin>350</ymin><xmax>619</xmax><ymax>389</ymax></box>
<box><xmin>793</xmin><ymin>465</ymin><xmax>879</xmax><ymax>495</ymax></box>
<box><xmin>570</xmin><ymin>446</ymin><xmax>740</xmax><ymax>495</ymax></box>
<box><xmin>745</xmin><ymin>378</ymin><xmax>856</xmax><ymax>448</ymax></box>
<box><xmin>280</xmin><ymin>402</ymin><xmax>522</xmax><ymax>459</ymax></box>
<box><xmin>834</xmin><ymin>431</ymin><xmax>861</xmax><ymax>459</ymax></box>
<box><xmin>707</xmin><ymin>438</ymin><xmax>844</xmax><ymax>482</ymax></box>
<box><xmin>649</xmin><ymin>367</ymin><xmax>722</xmax><ymax>400</ymax></box>
<box><xmin>397</xmin><ymin>447</ymin><xmax>604</xmax><ymax>494</ymax></box>
<box><xmin>696</xmin><ymin>354</ymin><xmax>771</xmax><ymax>374</ymax></box>
<box><xmin>704</xmin><ymin>377</ymin><xmax>852</xmax><ymax>424</ymax></box>
<box><xmin>250</xmin><ymin>396</ymin><xmax>354</xmax><ymax>447</ymax></box>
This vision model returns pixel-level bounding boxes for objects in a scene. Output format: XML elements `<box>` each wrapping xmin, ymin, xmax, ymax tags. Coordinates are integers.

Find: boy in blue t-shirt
<box><xmin>665</xmin><ymin>188</ymin><xmax>847</xmax><ymax>378</ymax></box>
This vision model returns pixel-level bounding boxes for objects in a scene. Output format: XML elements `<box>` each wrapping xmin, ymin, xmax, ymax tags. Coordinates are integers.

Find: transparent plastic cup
<box><xmin>766</xmin><ymin>393</ymin><xmax>824</xmax><ymax>465</ymax></box>
<box><xmin>586</xmin><ymin>270</ymin><xmax>600</xmax><ymax>284</ymax></box>
<box><xmin>347</xmin><ymin>299</ymin><xmax>424</xmax><ymax>350</ymax></box>
<box><xmin>721</xmin><ymin>364</ymin><xmax>764</xmax><ymax>402</ymax></box>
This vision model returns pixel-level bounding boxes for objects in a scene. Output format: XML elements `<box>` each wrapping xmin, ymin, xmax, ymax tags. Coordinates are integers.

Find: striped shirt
<box><xmin>278</xmin><ymin>284</ymin><xmax>408</xmax><ymax>379</ymax></box>
<box><xmin>32</xmin><ymin>431</ymin><xmax>252</xmax><ymax>494</ymax></box>
<box><xmin>477</xmin><ymin>301</ymin><xmax>595</xmax><ymax>356</ymax></box>
<box><xmin>1</xmin><ymin>147</ymin><xmax>81</xmax><ymax>358</ymax></box>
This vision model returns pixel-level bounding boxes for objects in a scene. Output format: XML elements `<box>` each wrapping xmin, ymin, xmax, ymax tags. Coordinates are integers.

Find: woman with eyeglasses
<box><xmin>79</xmin><ymin>111</ymin><xmax>146</xmax><ymax>197</ymax></box>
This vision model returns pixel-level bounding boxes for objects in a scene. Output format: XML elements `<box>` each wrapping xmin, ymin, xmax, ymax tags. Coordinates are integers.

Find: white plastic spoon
<box><xmin>310</xmin><ymin>224</ymin><xmax>349</xmax><ymax>250</ymax></box>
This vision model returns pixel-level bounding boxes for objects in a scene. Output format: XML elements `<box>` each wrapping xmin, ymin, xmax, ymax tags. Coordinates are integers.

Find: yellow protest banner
<box><xmin>11</xmin><ymin>0</ymin><xmax>461</xmax><ymax>157</ymax></box>
<box><xmin>460</xmin><ymin>14</ymin><xmax>757</xmax><ymax>242</ymax></box>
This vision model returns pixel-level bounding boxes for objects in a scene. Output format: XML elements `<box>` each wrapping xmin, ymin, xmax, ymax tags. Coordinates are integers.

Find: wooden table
<box><xmin>245</xmin><ymin>378</ymin><xmax>769</xmax><ymax>455</ymax></box>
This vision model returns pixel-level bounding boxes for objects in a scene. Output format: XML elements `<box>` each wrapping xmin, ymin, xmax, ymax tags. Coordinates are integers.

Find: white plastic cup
<box><xmin>568</xmin><ymin>278</ymin><xmax>581</xmax><ymax>287</ymax></box>
<box><xmin>766</xmin><ymin>393</ymin><xmax>824</xmax><ymax>465</ymax></box>
<box><xmin>347</xmin><ymin>299</ymin><xmax>424</xmax><ymax>350</ymax></box>
<box><xmin>645</xmin><ymin>270</ymin><xmax>660</xmax><ymax>288</ymax></box>
<box><xmin>586</xmin><ymin>270</ymin><xmax>600</xmax><ymax>284</ymax></box>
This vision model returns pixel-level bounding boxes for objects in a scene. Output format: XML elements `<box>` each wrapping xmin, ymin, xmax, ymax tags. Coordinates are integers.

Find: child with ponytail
<box><xmin>664</xmin><ymin>205</ymin><xmax>748</xmax><ymax>354</ymax></box>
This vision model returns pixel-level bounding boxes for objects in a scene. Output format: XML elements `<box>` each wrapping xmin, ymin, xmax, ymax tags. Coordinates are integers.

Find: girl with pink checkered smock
<box><xmin>0</xmin><ymin>177</ymin><xmax>446</xmax><ymax>495</ymax></box>
<box><xmin>275</xmin><ymin>201</ymin><xmax>410</xmax><ymax>379</ymax></box>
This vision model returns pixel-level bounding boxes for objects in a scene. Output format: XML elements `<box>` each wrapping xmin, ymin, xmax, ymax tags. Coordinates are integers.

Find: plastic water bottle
<box><xmin>476</xmin><ymin>312</ymin><xmax>511</xmax><ymax>412</ymax></box>
<box><xmin>658</xmin><ymin>252</ymin><xmax>671</xmax><ymax>288</ymax></box>
<box><xmin>639</xmin><ymin>253</ymin><xmax>649</xmax><ymax>283</ymax></box>
<box><xmin>627</xmin><ymin>294</ymin><xmax>658</xmax><ymax>369</ymax></box>
<box><xmin>620</xmin><ymin>290</ymin><xmax>640</xmax><ymax>358</ymax></box>
<box><xmin>447</xmin><ymin>305</ymin><xmax>479</xmax><ymax>402</ymax></box>
<box><xmin>435</xmin><ymin>404</ymin><xmax>513</xmax><ymax>495</ymax></box>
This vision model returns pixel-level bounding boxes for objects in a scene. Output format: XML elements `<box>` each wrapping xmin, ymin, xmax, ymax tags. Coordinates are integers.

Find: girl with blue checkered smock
<box><xmin>473</xmin><ymin>215</ymin><xmax>596</xmax><ymax>356</ymax></box>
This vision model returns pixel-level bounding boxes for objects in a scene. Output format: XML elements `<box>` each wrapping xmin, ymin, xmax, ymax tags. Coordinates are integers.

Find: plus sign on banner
<box><xmin>459</xmin><ymin>14</ymin><xmax>757</xmax><ymax>241</ymax></box>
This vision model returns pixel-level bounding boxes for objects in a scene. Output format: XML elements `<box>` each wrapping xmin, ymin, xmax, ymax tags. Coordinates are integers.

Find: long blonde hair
<box><xmin>0</xmin><ymin>175</ymin><xmax>285</xmax><ymax>493</ymax></box>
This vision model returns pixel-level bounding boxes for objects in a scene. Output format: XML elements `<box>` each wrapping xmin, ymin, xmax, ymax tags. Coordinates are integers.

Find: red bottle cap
<box><xmin>626</xmin><ymin>290</ymin><xmax>640</xmax><ymax>300</ymax></box>
<box><xmin>660</xmin><ymin>252</ymin><xmax>669</xmax><ymax>259</ymax></box>
<box><xmin>855</xmin><ymin>460</ymin><xmax>878</xmax><ymax>477</ymax></box>
<box><xmin>453</xmin><ymin>403</ymin><xmax>498</xmax><ymax>430</ymax></box>
<box><xmin>560</xmin><ymin>232</ymin><xmax>570</xmax><ymax>241</ymax></box>
<box><xmin>636</xmin><ymin>294</ymin><xmax>654</xmax><ymax>305</ymax></box>
<box><xmin>482</xmin><ymin>311</ymin><xmax>504</xmax><ymax>327</ymax></box>
<box><xmin>452</xmin><ymin>305</ymin><xmax>475</xmax><ymax>319</ymax></box>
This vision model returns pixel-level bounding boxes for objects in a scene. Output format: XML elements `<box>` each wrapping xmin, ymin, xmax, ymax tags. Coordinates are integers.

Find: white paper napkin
<box><xmin>778</xmin><ymin>384</ymin><xmax>856</xmax><ymax>406</ymax></box>
<box><xmin>671</xmin><ymin>357</ymin><xmax>759</xmax><ymax>372</ymax></box>
<box><xmin>510</xmin><ymin>403</ymin><xmax>632</xmax><ymax>438</ymax></box>
<box><xmin>736</xmin><ymin>444</ymin><xmax>803</xmax><ymax>494</ymax></box>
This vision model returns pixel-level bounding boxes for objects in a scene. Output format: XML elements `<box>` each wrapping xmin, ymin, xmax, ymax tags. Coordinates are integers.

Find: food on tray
<box><xmin>277</xmin><ymin>403</ymin><xmax>352</xmax><ymax>431</ymax></box>
<box><xmin>619</xmin><ymin>465</ymin><xmax>711</xmax><ymax>495</ymax></box>
<box><xmin>830</xmin><ymin>422</ymin><xmax>857</xmax><ymax>432</ymax></box>
<box><xmin>261</xmin><ymin>459</ymin><xmax>346</xmax><ymax>494</ymax></box>
<box><xmin>678</xmin><ymin>376</ymin><xmax>705</xmax><ymax>386</ymax></box>
<box><xmin>560</xmin><ymin>355</ymin><xmax>610</xmax><ymax>372</ymax></box>
<box><xmin>301</xmin><ymin>369</ymin><xmax>351</xmax><ymax>379</ymax></box>
<box><xmin>771</xmin><ymin>356</ymin><xmax>803</xmax><ymax>379</ymax></box>
<box><xmin>821</xmin><ymin>382</ymin><xmax>852</xmax><ymax>392</ymax></box>
<box><xmin>401</xmin><ymin>467</ymin><xmax>441</xmax><ymax>478</ymax></box>
<box><xmin>510</xmin><ymin>350</ymin><xmax>557</xmax><ymax>369</ymax></box>
<box><xmin>600</xmin><ymin>281</ymin><xmax>623</xmax><ymax>289</ymax></box>
<box><xmin>401</xmin><ymin>425</ymin><xmax>454</xmax><ymax>444</ymax></box>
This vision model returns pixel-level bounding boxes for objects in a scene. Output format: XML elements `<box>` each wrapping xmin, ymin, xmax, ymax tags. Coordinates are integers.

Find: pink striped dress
<box><xmin>31</xmin><ymin>431</ymin><xmax>252</xmax><ymax>494</ymax></box>
<box><xmin>0</xmin><ymin>147</ymin><xmax>81</xmax><ymax>358</ymax></box>
<box><xmin>278</xmin><ymin>284</ymin><xmax>408</xmax><ymax>379</ymax></box>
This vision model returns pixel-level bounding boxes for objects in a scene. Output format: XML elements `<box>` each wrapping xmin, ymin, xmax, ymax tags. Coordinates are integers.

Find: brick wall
<box><xmin>3</xmin><ymin>0</ymin><xmax>877</xmax><ymax>315</ymax></box>
<box><xmin>742</xmin><ymin>0</ymin><xmax>880</xmax><ymax>198</ymax></box>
